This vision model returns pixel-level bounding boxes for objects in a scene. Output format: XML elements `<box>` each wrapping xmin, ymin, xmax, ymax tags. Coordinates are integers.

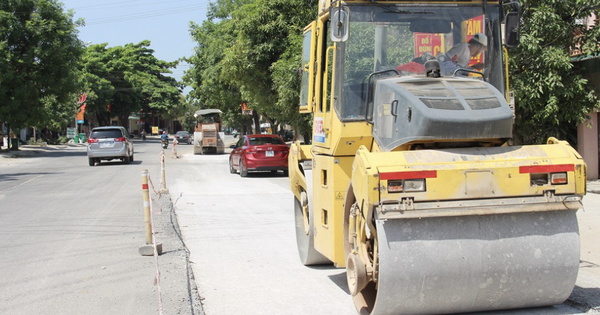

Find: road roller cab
<box><xmin>288</xmin><ymin>1</ymin><xmax>586</xmax><ymax>314</ymax></box>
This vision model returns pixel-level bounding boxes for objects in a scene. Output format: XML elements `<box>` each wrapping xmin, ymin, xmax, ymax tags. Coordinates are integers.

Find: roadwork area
<box><xmin>570</xmin><ymin>180</ymin><xmax>600</xmax><ymax>314</ymax></box>
<box><xmin>1</xmin><ymin>144</ymin><xmax>599</xmax><ymax>314</ymax></box>
<box><xmin>168</xmin><ymin>148</ymin><xmax>600</xmax><ymax>315</ymax></box>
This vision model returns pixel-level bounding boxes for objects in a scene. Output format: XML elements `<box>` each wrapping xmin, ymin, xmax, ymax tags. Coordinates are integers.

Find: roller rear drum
<box><xmin>351</xmin><ymin>210</ymin><xmax>580</xmax><ymax>315</ymax></box>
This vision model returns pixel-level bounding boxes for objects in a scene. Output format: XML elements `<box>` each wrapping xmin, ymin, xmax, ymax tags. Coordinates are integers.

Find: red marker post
<box><xmin>139</xmin><ymin>169</ymin><xmax>162</xmax><ymax>256</ymax></box>
<box><xmin>159</xmin><ymin>151</ymin><xmax>169</xmax><ymax>194</ymax></box>
<box><xmin>172</xmin><ymin>137</ymin><xmax>178</xmax><ymax>158</ymax></box>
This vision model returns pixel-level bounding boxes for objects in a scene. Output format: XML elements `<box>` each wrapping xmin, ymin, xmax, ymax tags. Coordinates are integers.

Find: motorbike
<box><xmin>161</xmin><ymin>139</ymin><xmax>168</xmax><ymax>149</ymax></box>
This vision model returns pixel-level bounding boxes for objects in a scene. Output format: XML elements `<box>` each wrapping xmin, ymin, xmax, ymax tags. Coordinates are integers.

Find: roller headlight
<box><xmin>404</xmin><ymin>179</ymin><xmax>426</xmax><ymax>192</ymax></box>
<box><xmin>387</xmin><ymin>179</ymin><xmax>426</xmax><ymax>193</ymax></box>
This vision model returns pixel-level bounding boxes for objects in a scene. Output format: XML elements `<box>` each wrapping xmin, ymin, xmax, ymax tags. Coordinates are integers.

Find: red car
<box><xmin>229</xmin><ymin>134</ymin><xmax>289</xmax><ymax>177</ymax></box>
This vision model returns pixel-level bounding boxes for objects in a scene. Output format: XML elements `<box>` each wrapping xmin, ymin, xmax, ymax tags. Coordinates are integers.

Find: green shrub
<box><xmin>28</xmin><ymin>139</ymin><xmax>48</xmax><ymax>146</ymax></box>
<box><xmin>58</xmin><ymin>136</ymin><xmax>69</xmax><ymax>144</ymax></box>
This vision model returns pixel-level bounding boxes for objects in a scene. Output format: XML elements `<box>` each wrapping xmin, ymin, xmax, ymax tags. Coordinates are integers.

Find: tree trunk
<box><xmin>252</xmin><ymin>110</ymin><xmax>260</xmax><ymax>134</ymax></box>
<box><xmin>7</xmin><ymin>123</ymin><xmax>11</xmax><ymax>150</ymax></box>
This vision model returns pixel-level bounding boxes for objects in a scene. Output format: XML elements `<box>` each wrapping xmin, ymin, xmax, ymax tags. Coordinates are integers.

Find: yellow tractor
<box><xmin>288</xmin><ymin>0</ymin><xmax>587</xmax><ymax>314</ymax></box>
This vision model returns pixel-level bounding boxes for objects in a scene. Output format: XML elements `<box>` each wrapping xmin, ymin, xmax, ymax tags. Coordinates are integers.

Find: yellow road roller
<box><xmin>288</xmin><ymin>0</ymin><xmax>587</xmax><ymax>314</ymax></box>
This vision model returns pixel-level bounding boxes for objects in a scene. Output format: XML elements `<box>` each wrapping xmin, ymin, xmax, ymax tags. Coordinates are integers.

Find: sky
<box><xmin>59</xmin><ymin>0</ymin><xmax>211</xmax><ymax>83</ymax></box>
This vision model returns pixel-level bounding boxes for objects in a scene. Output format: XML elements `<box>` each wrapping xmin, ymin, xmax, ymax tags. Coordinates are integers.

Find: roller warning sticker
<box><xmin>313</xmin><ymin>117</ymin><xmax>325</xmax><ymax>143</ymax></box>
<box><xmin>519</xmin><ymin>164</ymin><xmax>574</xmax><ymax>173</ymax></box>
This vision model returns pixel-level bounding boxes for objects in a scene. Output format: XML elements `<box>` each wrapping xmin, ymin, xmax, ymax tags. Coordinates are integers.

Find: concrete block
<box><xmin>139</xmin><ymin>243</ymin><xmax>163</xmax><ymax>256</ymax></box>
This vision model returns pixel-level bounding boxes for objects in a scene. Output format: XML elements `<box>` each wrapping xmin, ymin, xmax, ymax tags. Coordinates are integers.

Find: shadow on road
<box><xmin>0</xmin><ymin>146</ymin><xmax>86</xmax><ymax>159</ymax></box>
<box><xmin>568</xmin><ymin>283</ymin><xmax>600</xmax><ymax>312</ymax></box>
<box><xmin>327</xmin><ymin>271</ymin><xmax>350</xmax><ymax>295</ymax></box>
<box><xmin>0</xmin><ymin>172</ymin><xmax>58</xmax><ymax>183</ymax></box>
<box><xmin>94</xmin><ymin>160</ymin><xmax>143</xmax><ymax>166</ymax></box>
<box><xmin>232</xmin><ymin>171</ymin><xmax>288</xmax><ymax>178</ymax></box>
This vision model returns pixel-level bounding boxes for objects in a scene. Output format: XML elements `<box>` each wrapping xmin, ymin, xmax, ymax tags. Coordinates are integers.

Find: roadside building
<box><xmin>573</xmin><ymin>14</ymin><xmax>600</xmax><ymax>179</ymax></box>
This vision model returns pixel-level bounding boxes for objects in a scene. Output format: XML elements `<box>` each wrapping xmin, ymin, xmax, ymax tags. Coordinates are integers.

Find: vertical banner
<box><xmin>241</xmin><ymin>102</ymin><xmax>252</xmax><ymax>115</ymax></box>
<box><xmin>76</xmin><ymin>93</ymin><xmax>86</xmax><ymax>126</ymax></box>
<box><xmin>463</xmin><ymin>15</ymin><xmax>484</xmax><ymax>66</ymax></box>
<box><xmin>414</xmin><ymin>33</ymin><xmax>445</xmax><ymax>58</ymax></box>
<box><xmin>77</xmin><ymin>103</ymin><xmax>86</xmax><ymax>123</ymax></box>
<box><xmin>414</xmin><ymin>15</ymin><xmax>484</xmax><ymax>67</ymax></box>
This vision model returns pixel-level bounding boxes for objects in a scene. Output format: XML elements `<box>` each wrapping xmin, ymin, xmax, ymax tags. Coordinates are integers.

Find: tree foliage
<box><xmin>510</xmin><ymin>0</ymin><xmax>600</xmax><ymax>144</ymax></box>
<box><xmin>0</xmin><ymin>0</ymin><xmax>83</xmax><ymax>131</ymax></box>
<box><xmin>80</xmin><ymin>41</ymin><xmax>184</xmax><ymax>127</ymax></box>
<box><xmin>188</xmin><ymin>0</ymin><xmax>600</xmax><ymax>143</ymax></box>
<box><xmin>185</xmin><ymin>0</ymin><xmax>317</xmax><ymax>135</ymax></box>
<box><xmin>185</xmin><ymin>18</ymin><xmax>248</xmax><ymax>131</ymax></box>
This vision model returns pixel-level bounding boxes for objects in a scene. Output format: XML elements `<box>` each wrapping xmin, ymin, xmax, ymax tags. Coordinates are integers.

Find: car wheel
<box><xmin>240</xmin><ymin>158</ymin><xmax>248</xmax><ymax>177</ymax></box>
<box><xmin>130</xmin><ymin>152</ymin><xmax>134</xmax><ymax>162</ymax></box>
<box><xmin>229</xmin><ymin>158</ymin><xmax>236</xmax><ymax>174</ymax></box>
<box><xmin>123</xmin><ymin>155</ymin><xmax>130</xmax><ymax>164</ymax></box>
<box><xmin>88</xmin><ymin>158</ymin><xmax>95</xmax><ymax>166</ymax></box>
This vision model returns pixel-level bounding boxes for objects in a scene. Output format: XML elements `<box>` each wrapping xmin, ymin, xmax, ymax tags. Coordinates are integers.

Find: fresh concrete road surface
<box><xmin>169</xmin><ymin>144</ymin><xmax>357</xmax><ymax>315</ymax></box>
<box><xmin>168</xmin><ymin>139</ymin><xmax>600</xmax><ymax>315</ymax></box>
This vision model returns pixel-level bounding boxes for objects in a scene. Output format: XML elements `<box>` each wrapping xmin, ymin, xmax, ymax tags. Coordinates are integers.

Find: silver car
<box><xmin>87</xmin><ymin>126</ymin><xmax>134</xmax><ymax>166</ymax></box>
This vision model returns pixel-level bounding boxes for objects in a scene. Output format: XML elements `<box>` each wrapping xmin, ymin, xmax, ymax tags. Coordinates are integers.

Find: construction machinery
<box><xmin>193</xmin><ymin>109</ymin><xmax>225</xmax><ymax>154</ymax></box>
<box><xmin>288</xmin><ymin>0</ymin><xmax>587</xmax><ymax>314</ymax></box>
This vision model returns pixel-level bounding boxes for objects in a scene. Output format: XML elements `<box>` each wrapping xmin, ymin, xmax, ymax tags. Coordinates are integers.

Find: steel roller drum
<box><xmin>367</xmin><ymin>210</ymin><xmax>580</xmax><ymax>315</ymax></box>
<box><xmin>295</xmin><ymin>169</ymin><xmax>330</xmax><ymax>265</ymax></box>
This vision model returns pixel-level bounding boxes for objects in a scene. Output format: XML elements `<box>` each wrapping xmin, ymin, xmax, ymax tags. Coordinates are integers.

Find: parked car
<box><xmin>87</xmin><ymin>126</ymin><xmax>134</xmax><ymax>166</ymax></box>
<box><xmin>229</xmin><ymin>134</ymin><xmax>289</xmax><ymax>177</ymax></box>
<box><xmin>175</xmin><ymin>131</ymin><xmax>192</xmax><ymax>144</ymax></box>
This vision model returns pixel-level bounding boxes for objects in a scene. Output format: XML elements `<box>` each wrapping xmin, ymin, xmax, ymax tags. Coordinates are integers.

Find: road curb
<box><xmin>160</xmin><ymin>193</ymin><xmax>205</xmax><ymax>315</ymax></box>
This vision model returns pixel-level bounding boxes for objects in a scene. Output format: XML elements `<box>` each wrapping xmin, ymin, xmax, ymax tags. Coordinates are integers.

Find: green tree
<box><xmin>80</xmin><ymin>41</ymin><xmax>184</xmax><ymax>128</ymax></box>
<box><xmin>510</xmin><ymin>0</ymin><xmax>600</xmax><ymax>144</ymax></box>
<box><xmin>185</xmin><ymin>0</ymin><xmax>317</xmax><ymax>135</ymax></box>
<box><xmin>221</xmin><ymin>0</ymin><xmax>316</xmax><ymax>132</ymax></box>
<box><xmin>270</xmin><ymin>31</ymin><xmax>313</xmax><ymax>140</ymax></box>
<box><xmin>0</xmin><ymin>0</ymin><xmax>83</xmax><ymax>138</ymax></box>
<box><xmin>185</xmin><ymin>8</ymin><xmax>250</xmax><ymax>133</ymax></box>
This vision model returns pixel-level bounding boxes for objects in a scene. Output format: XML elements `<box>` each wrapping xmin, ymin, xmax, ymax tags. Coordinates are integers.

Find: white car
<box><xmin>87</xmin><ymin>126</ymin><xmax>134</xmax><ymax>166</ymax></box>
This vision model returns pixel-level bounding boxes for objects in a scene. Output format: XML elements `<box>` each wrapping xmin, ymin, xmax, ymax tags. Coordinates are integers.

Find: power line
<box><xmin>84</xmin><ymin>4</ymin><xmax>209</xmax><ymax>26</ymax></box>
<box><xmin>66</xmin><ymin>0</ymin><xmax>146</xmax><ymax>10</ymax></box>
<box><xmin>68</xmin><ymin>0</ymin><xmax>205</xmax><ymax>11</ymax></box>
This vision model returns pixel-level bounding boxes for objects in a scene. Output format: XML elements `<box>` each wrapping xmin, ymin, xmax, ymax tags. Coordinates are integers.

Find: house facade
<box><xmin>574</xmin><ymin>14</ymin><xmax>599</xmax><ymax>180</ymax></box>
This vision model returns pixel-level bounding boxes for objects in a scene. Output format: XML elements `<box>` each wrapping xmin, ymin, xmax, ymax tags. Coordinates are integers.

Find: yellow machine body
<box><xmin>289</xmin><ymin>0</ymin><xmax>586</xmax><ymax>314</ymax></box>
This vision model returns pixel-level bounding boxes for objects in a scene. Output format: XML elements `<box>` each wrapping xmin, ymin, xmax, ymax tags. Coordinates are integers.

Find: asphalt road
<box><xmin>1</xmin><ymin>138</ymin><xmax>599</xmax><ymax>315</ymax></box>
<box><xmin>0</xmin><ymin>139</ymin><xmax>197</xmax><ymax>315</ymax></box>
